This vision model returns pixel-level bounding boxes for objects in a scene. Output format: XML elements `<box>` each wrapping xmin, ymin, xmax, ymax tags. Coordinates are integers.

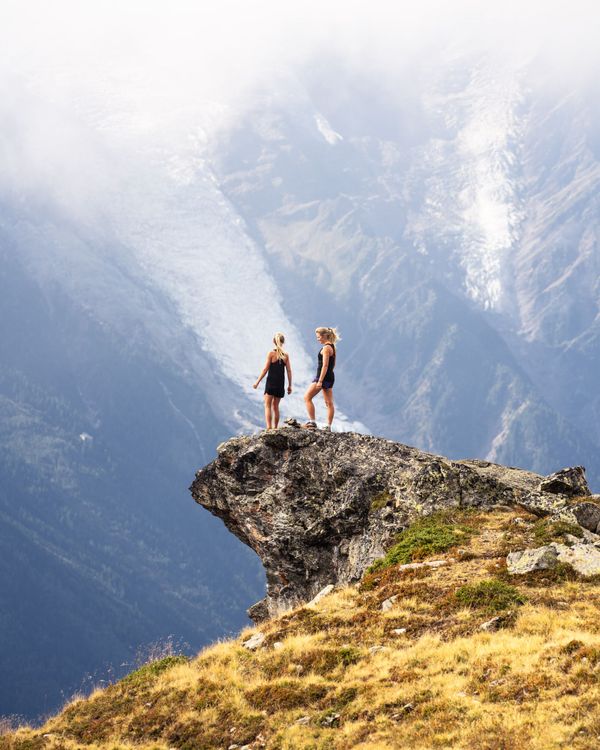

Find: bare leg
<box><xmin>272</xmin><ymin>397</ymin><xmax>281</xmax><ymax>428</ymax></box>
<box><xmin>322</xmin><ymin>388</ymin><xmax>335</xmax><ymax>426</ymax></box>
<box><xmin>304</xmin><ymin>383</ymin><xmax>320</xmax><ymax>422</ymax></box>
<box><xmin>264</xmin><ymin>394</ymin><xmax>274</xmax><ymax>429</ymax></box>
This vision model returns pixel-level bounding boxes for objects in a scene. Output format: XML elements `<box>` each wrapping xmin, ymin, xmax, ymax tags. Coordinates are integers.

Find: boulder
<box><xmin>398</xmin><ymin>559</ymin><xmax>448</xmax><ymax>571</ymax></box>
<box><xmin>242</xmin><ymin>632</ymin><xmax>265</xmax><ymax>650</ymax></box>
<box><xmin>306</xmin><ymin>584</ymin><xmax>335</xmax><ymax>607</ymax></box>
<box><xmin>507</xmin><ymin>543</ymin><xmax>600</xmax><ymax>577</ymax></box>
<box><xmin>570</xmin><ymin>502</ymin><xmax>600</xmax><ymax>533</ymax></box>
<box><xmin>247</xmin><ymin>598</ymin><xmax>269</xmax><ymax>623</ymax></box>
<box><xmin>507</xmin><ymin>546</ymin><xmax>559</xmax><ymax>574</ymax></box>
<box><xmin>553</xmin><ymin>543</ymin><xmax>600</xmax><ymax>576</ymax></box>
<box><xmin>480</xmin><ymin>611</ymin><xmax>516</xmax><ymax>632</ymax></box>
<box><xmin>539</xmin><ymin>466</ymin><xmax>591</xmax><ymax>497</ymax></box>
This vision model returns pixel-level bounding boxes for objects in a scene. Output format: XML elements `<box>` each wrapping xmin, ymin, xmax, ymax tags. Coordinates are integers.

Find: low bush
<box><xmin>121</xmin><ymin>655</ymin><xmax>189</xmax><ymax>688</ymax></box>
<box><xmin>455</xmin><ymin>579</ymin><xmax>526</xmax><ymax>612</ymax></box>
<box><xmin>368</xmin><ymin>513</ymin><xmax>472</xmax><ymax>573</ymax></box>
<box><xmin>533</xmin><ymin>519</ymin><xmax>583</xmax><ymax>545</ymax></box>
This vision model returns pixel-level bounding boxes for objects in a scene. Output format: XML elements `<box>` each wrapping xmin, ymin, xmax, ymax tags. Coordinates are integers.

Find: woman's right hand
<box><xmin>252</xmin><ymin>382</ymin><xmax>258</xmax><ymax>389</ymax></box>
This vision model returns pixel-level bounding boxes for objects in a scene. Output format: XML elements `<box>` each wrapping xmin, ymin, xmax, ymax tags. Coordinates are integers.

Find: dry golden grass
<box><xmin>5</xmin><ymin>509</ymin><xmax>600</xmax><ymax>749</ymax></box>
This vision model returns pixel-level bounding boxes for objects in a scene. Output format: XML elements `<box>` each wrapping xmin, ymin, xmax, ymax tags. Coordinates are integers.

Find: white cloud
<box><xmin>1</xmin><ymin>0</ymin><xmax>598</xmax><ymax>216</ymax></box>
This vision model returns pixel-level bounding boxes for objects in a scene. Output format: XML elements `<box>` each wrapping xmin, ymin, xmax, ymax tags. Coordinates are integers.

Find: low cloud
<box><xmin>1</xmin><ymin>0</ymin><xmax>598</xmax><ymax>214</ymax></box>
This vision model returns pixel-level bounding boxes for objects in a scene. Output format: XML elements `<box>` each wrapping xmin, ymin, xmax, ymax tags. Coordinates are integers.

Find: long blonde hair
<box><xmin>315</xmin><ymin>326</ymin><xmax>341</xmax><ymax>345</ymax></box>
<box><xmin>273</xmin><ymin>332</ymin><xmax>287</xmax><ymax>361</ymax></box>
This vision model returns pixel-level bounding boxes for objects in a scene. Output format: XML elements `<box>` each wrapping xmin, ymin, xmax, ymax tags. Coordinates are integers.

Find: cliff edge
<box><xmin>190</xmin><ymin>428</ymin><xmax>592</xmax><ymax>621</ymax></box>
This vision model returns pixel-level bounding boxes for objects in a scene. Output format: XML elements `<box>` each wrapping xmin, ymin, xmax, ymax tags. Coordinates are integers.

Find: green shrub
<box><xmin>367</xmin><ymin>514</ymin><xmax>472</xmax><ymax>573</ymax></box>
<box><xmin>122</xmin><ymin>655</ymin><xmax>189</xmax><ymax>688</ymax></box>
<box><xmin>338</xmin><ymin>647</ymin><xmax>361</xmax><ymax>667</ymax></box>
<box><xmin>455</xmin><ymin>579</ymin><xmax>526</xmax><ymax>612</ymax></box>
<box><xmin>533</xmin><ymin>519</ymin><xmax>583</xmax><ymax>545</ymax></box>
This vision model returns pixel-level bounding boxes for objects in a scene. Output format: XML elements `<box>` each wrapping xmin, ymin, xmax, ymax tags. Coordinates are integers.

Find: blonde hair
<box><xmin>315</xmin><ymin>326</ymin><xmax>341</xmax><ymax>344</ymax></box>
<box><xmin>273</xmin><ymin>332</ymin><xmax>287</xmax><ymax>361</ymax></box>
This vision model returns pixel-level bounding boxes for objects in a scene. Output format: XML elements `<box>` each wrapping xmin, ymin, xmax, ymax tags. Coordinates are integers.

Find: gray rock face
<box><xmin>506</xmin><ymin>546</ymin><xmax>560</xmax><ymax>574</ymax></box>
<box><xmin>242</xmin><ymin>632</ymin><xmax>265</xmax><ymax>651</ymax></box>
<box><xmin>507</xmin><ymin>543</ymin><xmax>600</xmax><ymax>577</ymax></box>
<box><xmin>190</xmin><ymin>430</ymin><xmax>592</xmax><ymax>620</ymax></box>
<box><xmin>570</xmin><ymin>502</ymin><xmax>600</xmax><ymax>533</ymax></box>
<box><xmin>539</xmin><ymin>467</ymin><xmax>591</xmax><ymax>497</ymax></box>
<box><xmin>554</xmin><ymin>544</ymin><xmax>600</xmax><ymax>576</ymax></box>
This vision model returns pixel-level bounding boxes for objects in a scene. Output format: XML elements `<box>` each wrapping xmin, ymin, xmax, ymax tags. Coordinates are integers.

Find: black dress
<box><xmin>265</xmin><ymin>356</ymin><xmax>286</xmax><ymax>398</ymax></box>
<box><xmin>315</xmin><ymin>344</ymin><xmax>335</xmax><ymax>388</ymax></box>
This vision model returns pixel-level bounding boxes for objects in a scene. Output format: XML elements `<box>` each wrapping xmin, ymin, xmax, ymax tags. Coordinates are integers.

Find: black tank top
<box><xmin>316</xmin><ymin>344</ymin><xmax>335</xmax><ymax>383</ymax></box>
<box><xmin>266</xmin><ymin>355</ymin><xmax>285</xmax><ymax>391</ymax></box>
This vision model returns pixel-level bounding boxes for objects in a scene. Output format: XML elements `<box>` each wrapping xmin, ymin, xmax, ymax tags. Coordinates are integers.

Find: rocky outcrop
<box><xmin>507</xmin><ymin>543</ymin><xmax>600</xmax><ymax>577</ymax></box>
<box><xmin>570</xmin><ymin>502</ymin><xmax>600</xmax><ymax>533</ymax></box>
<box><xmin>190</xmin><ymin>429</ymin><xmax>594</xmax><ymax>621</ymax></box>
<box><xmin>539</xmin><ymin>467</ymin><xmax>590</xmax><ymax>497</ymax></box>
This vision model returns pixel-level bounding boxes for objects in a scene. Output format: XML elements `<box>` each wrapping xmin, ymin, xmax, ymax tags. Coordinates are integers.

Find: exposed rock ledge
<box><xmin>189</xmin><ymin>429</ymin><xmax>593</xmax><ymax>622</ymax></box>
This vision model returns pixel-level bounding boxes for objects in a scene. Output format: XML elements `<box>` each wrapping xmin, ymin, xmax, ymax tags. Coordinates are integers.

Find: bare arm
<box><xmin>285</xmin><ymin>355</ymin><xmax>293</xmax><ymax>394</ymax></box>
<box><xmin>253</xmin><ymin>353</ymin><xmax>272</xmax><ymax>389</ymax></box>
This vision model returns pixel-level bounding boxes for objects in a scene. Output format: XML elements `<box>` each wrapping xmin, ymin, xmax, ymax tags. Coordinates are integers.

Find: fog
<box><xmin>1</xmin><ymin>0</ymin><xmax>598</xmax><ymax>216</ymax></box>
<box><xmin>2</xmin><ymin>0</ymin><xmax>599</xmax><ymax>116</ymax></box>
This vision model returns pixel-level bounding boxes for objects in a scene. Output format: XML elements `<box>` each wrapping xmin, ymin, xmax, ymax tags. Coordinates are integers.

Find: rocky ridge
<box><xmin>190</xmin><ymin>428</ymin><xmax>597</xmax><ymax>621</ymax></box>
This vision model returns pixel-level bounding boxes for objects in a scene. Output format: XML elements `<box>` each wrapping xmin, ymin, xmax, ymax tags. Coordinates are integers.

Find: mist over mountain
<box><xmin>208</xmin><ymin>54</ymin><xmax>600</xmax><ymax>481</ymax></box>
<box><xmin>1</xmin><ymin>0</ymin><xmax>599</xmax><ymax>723</ymax></box>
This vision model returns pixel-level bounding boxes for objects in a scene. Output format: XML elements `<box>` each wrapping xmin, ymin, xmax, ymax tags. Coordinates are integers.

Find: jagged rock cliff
<box><xmin>190</xmin><ymin>429</ymin><xmax>593</xmax><ymax>621</ymax></box>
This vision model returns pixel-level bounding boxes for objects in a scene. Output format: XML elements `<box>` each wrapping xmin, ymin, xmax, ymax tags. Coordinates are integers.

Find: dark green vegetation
<box><xmin>455</xmin><ymin>579</ymin><xmax>527</xmax><ymax>613</ymax></box>
<box><xmin>367</xmin><ymin>513</ymin><xmax>473</xmax><ymax>573</ymax></box>
<box><xmin>533</xmin><ymin>518</ymin><xmax>584</xmax><ymax>544</ymax></box>
<box><xmin>121</xmin><ymin>656</ymin><xmax>189</xmax><ymax>687</ymax></box>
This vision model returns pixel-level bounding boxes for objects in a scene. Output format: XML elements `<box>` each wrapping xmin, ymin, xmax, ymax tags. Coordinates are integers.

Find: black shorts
<box><xmin>265</xmin><ymin>385</ymin><xmax>284</xmax><ymax>398</ymax></box>
<box><xmin>312</xmin><ymin>378</ymin><xmax>334</xmax><ymax>390</ymax></box>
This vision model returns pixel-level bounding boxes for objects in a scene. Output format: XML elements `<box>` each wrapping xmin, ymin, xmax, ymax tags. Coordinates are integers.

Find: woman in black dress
<box><xmin>253</xmin><ymin>332</ymin><xmax>293</xmax><ymax>429</ymax></box>
<box><xmin>303</xmin><ymin>326</ymin><xmax>339</xmax><ymax>430</ymax></box>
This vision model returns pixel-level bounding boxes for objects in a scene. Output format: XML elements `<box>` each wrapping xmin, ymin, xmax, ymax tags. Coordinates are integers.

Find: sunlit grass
<box><xmin>5</xmin><ymin>508</ymin><xmax>600</xmax><ymax>749</ymax></box>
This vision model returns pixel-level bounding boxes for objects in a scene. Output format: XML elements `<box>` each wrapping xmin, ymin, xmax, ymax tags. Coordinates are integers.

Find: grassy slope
<box><xmin>4</xmin><ymin>508</ymin><xmax>600</xmax><ymax>750</ymax></box>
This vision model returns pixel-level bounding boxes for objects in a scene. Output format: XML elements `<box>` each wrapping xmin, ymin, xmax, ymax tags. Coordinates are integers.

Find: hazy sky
<box><xmin>1</xmin><ymin>0</ymin><xmax>598</xmax><ymax>212</ymax></box>
<box><xmin>1</xmin><ymin>0</ymin><xmax>598</xmax><ymax>419</ymax></box>
<box><xmin>2</xmin><ymin>0</ymin><xmax>599</xmax><ymax>102</ymax></box>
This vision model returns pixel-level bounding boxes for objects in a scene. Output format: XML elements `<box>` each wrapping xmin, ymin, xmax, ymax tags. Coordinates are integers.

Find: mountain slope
<box><xmin>209</xmin><ymin>63</ymin><xmax>600</xmax><ymax>482</ymax></box>
<box><xmin>0</xmin><ymin>232</ymin><xmax>265</xmax><ymax>720</ymax></box>
<box><xmin>2</xmin><ymin>47</ymin><xmax>600</xmax><ymax>724</ymax></box>
<box><xmin>6</xmin><ymin>504</ymin><xmax>600</xmax><ymax>749</ymax></box>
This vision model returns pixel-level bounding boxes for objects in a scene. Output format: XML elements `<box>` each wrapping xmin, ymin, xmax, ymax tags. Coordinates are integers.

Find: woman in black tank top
<box><xmin>303</xmin><ymin>326</ymin><xmax>340</xmax><ymax>431</ymax></box>
<box><xmin>253</xmin><ymin>332</ymin><xmax>293</xmax><ymax>429</ymax></box>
